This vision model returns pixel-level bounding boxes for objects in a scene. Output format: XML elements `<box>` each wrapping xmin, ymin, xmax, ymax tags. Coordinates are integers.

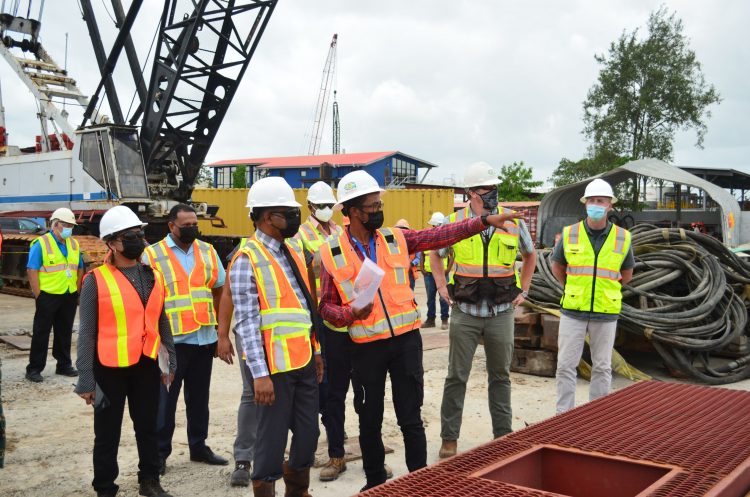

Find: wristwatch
<box><xmin>480</xmin><ymin>214</ymin><xmax>490</xmax><ymax>226</ymax></box>
<box><xmin>521</xmin><ymin>290</ymin><xmax>529</xmax><ymax>298</ymax></box>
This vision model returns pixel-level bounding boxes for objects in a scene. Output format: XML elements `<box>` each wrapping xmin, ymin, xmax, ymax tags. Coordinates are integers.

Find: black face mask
<box><xmin>274</xmin><ymin>210</ymin><xmax>301</xmax><ymax>238</ymax></box>
<box><xmin>479</xmin><ymin>189</ymin><xmax>499</xmax><ymax>211</ymax></box>
<box><xmin>121</xmin><ymin>238</ymin><xmax>147</xmax><ymax>260</ymax></box>
<box><xmin>176</xmin><ymin>225</ymin><xmax>199</xmax><ymax>244</ymax></box>
<box><xmin>363</xmin><ymin>211</ymin><xmax>384</xmax><ymax>232</ymax></box>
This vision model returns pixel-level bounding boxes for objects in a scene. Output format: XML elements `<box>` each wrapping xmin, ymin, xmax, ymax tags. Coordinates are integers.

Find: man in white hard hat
<box><xmin>318</xmin><ymin>170</ymin><xmax>523</xmax><ymax>492</ymax></box>
<box><xmin>143</xmin><ymin>204</ymin><xmax>228</xmax><ymax>474</ymax></box>
<box><xmin>230</xmin><ymin>176</ymin><xmax>324</xmax><ymax>497</ymax></box>
<box><xmin>25</xmin><ymin>207</ymin><xmax>84</xmax><ymax>382</ymax></box>
<box><xmin>431</xmin><ymin>162</ymin><xmax>537</xmax><ymax>459</ymax></box>
<box><xmin>75</xmin><ymin>205</ymin><xmax>176</xmax><ymax>497</ymax></box>
<box><xmin>420</xmin><ymin>212</ymin><xmax>452</xmax><ymax>330</ymax></box>
<box><xmin>550</xmin><ymin>178</ymin><xmax>634</xmax><ymax>413</ymax></box>
<box><xmin>293</xmin><ymin>181</ymin><xmax>352</xmax><ymax>482</ymax></box>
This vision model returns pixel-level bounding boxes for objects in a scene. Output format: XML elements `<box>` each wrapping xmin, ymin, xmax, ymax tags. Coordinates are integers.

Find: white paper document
<box><xmin>351</xmin><ymin>258</ymin><xmax>385</xmax><ymax>311</ymax></box>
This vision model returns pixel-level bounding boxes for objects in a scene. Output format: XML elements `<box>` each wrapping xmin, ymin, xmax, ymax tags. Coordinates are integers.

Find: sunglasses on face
<box><xmin>117</xmin><ymin>230</ymin><xmax>146</xmax><ymax>242</ymax></box>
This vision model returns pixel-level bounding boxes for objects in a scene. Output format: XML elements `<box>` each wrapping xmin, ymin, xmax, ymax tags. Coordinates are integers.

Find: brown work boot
<box><xmin>441</xmin><ymin>319</ymin><xmax>449</xmax><ymax>330</ymax></box>
<box><xmin>283</xmin><ymin>461</ymin><xmax>312</xmax><ymax>497</ymax></box>
<box><xmin>252</xmin><ymin>479</ymin><xmax>276</xmax><ymax>497</ymax></box>
<box><xmin>438</xmin><ymin>439</ymin><xmax>457</xmax><ymax>459</ymax></box>
<box><xmin>319</xmin><ymin>457</ymin><xmax>347</xmax><ymax>482</ymax></box>
<box><xmin>422</xmin><ymin>317</ymin><xmax>436</xmax><ymax>329</ymax></box>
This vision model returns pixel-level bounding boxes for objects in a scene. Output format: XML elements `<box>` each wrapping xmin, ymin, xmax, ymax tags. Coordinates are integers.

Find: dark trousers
<box><xmin>322</xmin><ymin>326</ymin><xmax>354</xmax><ymax>458</ymax></box>
<box><xmin>424</xmin><ymin>273</ymin><xmax>450</xmax><ymax>320</ymax></box>
<box><xmin>27</xmin><ymin>291</ymin><xmax>78</xmax><ymax>373</ymax></box>
<box><xmin>92</xmin><ymin>356</ymin><xmax>161</xmax><ymax>494</ymax></box>
<box><xmin>157</xmin><ymin>342</ymin><xmax>215</xmax><ymax>459</ymax></box>
<box><xmin>253</xmin><ymin>360</ymin><xmax>319</xmax><ymax>481</ymax></box>
<box><xmin>352</xmin><ymin>330</ymin><xmax>426</xmax><ymax>486</ymax></box>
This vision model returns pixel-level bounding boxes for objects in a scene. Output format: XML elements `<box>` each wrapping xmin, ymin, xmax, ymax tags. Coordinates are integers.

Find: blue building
<box><xmin>208</xmin><ymin>151</ymin><xmax>438</xmax><ymax>188</ymax></box>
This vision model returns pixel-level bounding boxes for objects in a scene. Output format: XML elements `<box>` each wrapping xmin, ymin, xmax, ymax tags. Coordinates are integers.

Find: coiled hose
<box><xmin>529</xmin><ymin>226</ymin><xmax>750</xmax><ymax>384</ymax></box>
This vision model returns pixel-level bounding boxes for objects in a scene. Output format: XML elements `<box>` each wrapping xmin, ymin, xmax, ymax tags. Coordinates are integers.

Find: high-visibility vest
<box><xmin>447</xmin><ymin>207</ymin><xmax>520</xmax><ymax>279</ymax></box>
<box><xmin>144</xmin><ymin>238</ymin><xmax>220</xmax><ymax>336</ymax></box>
<box><xmin>91</xmin><ymin>263</ymin><xmax>164</xmax><ymax>368</ymax></box>
<box><xmin>33</xmin><ymin>232</ymin><xmax>80</xmax><ymax>294</ymax></box>
<box><xmin>239</xmin><ymin>236</ymin><xmax>316</xmax><ymax>374</ymax></box>
<box><xmin>319</xmin><ymin>227</ymin><xmax>420</xmax><ymax>344</ymax></box>
<box><xmin>423</xmin><ymin>249</ymin><xmax>448</xmax><ymax>274</ymax></box>
<box><xmin>294</xmin><ymin>218</ymin><xmax>347</xmax><ymax>332</ymax></box>
<box><xmin>561</xmin><ymin>221</ymin><xmax>631</xmax><ymax>315</ymax></box>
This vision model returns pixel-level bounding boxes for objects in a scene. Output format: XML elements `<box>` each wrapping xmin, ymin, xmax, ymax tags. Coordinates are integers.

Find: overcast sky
<box><xmin>0</xmin><ymin>0</ymin><xmax>747</xmax><ymax>186</ymax></box>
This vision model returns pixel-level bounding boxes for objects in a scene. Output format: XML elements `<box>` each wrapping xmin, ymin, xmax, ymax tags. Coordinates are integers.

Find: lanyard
<box><xmin>351</xmin><ymin>234</ymin><xmax>377</xmax><ymax>264</ymax></box>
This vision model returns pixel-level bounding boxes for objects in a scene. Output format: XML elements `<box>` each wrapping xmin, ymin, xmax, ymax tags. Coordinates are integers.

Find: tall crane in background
<box><xmin>307</xmin><ymin>33</ymin><xmax>337</xmax><ymax>155</ymax></box>
<box><xmin>332</xmin><ymin>89</ymin><xmax>340</xmax><ymax>154</ymax></box>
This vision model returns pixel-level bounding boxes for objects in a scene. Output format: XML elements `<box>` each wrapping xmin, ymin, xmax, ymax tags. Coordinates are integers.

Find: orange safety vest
<box><xmin>319</xmin><ymin>227</ymin><xmax>420</xmax><ymax>343</ymax></box>
<box><xmin>240</xmin><ymin>236</ymin><xmax>316</xmax><ymax>374</ymax></box>
<box><xmin>144</xmin><ymin>238</ymin><xmax>220</xmax><ymax>336</ymax></box>
<box><xmin>91</xmin><ymin>263</ymin><xmax>164</xmax><ymax>368</ymax></box>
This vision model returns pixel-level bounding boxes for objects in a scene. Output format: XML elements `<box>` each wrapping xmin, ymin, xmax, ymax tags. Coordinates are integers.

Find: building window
<box><xmin>301</xmin><ymin>170</ymin><xmax>307</xmax><ymax>177</ymax></box>
<box><xmin>391</xmin><ymin>158</ymin><xmax>416</xmax><ymax>181</ymax></box>
<box><xmin>253</xmin><ymin>168</ymin><xmax>269</xmax><ymax>183</ymax></box>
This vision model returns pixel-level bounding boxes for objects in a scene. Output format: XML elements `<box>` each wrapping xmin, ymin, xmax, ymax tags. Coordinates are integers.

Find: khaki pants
<box><xmin>555</xmin><ymin>314</ymin><xmax>617</xmax><ymax>414</ymax></box>
<box><xmin>440</xmin><ymin>306</ymin><xmax>514</xmax><ymax>440</ymax></box>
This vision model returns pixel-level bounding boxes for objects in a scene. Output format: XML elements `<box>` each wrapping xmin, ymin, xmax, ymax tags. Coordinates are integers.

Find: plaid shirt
<box><xmin>319</xmin><ymin>216</ymin><xmax>487</xmax><ymax>328</ymax></box>
<box><xmin>230</xmin><ymin>230</ymin><xmax>318</xmax><ymax>378</ymax></box>
<box><xmin>437</xmin><ymin>207</ymin><xmax>535</xmax><ymax>317</ymax></box>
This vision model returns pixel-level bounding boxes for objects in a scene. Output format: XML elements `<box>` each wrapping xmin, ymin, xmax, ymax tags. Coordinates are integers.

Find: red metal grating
<box><xmin>358</xmin><ymin>382</ymin><xmax>750</xmax><ymax>496</ymax></box>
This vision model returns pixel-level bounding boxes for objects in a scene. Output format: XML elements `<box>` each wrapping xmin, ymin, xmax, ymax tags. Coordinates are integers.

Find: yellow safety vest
<box><xmin>34</xmin><ymin>232</ymin><xmax>80</xmax><ymax>294</ymax></box>
<box><xmin>423</xmin><ymin>249</ymin><xmax>448</xmax><ymax>274</ymax></box>
<box><xmin>294</xmin><ymin>218</ymin><xmax>346</xmax><ymax>332</ymax></box>
<box><xmin>447</xmin><ymin>207</ymin><xmax>519</xmax><ymax>279</ymax></box>
<box><xmin>144</xmin><ymin>238</ymin><xmax>220</xmax><ymax>335</ymax></box>
<box><xmin>561</xmin><ymin>221</ymin><xmax>631</xmax><ymax>315</ymax></box>
<box><xmin>241</xmin><ymin>236</ymin><xmax>316</xmax><ymax>374</ymax></box>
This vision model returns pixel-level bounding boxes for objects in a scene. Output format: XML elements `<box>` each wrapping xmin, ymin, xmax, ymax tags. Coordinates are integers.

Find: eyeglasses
<box><xmin>117</xmin><ymin>230</ymin><xmax>146</xmax><ymax>242</ymax></box>
<box><xmin>359</xmin><ymin>201</ymin><xmax>384</xmax><ymax>212</ymax></box>
<box><xmin>270</xmin><ymin>209</ymin><xmax>301</xmax><ymax>218</ymax></box>
<box><xmin>314</xmin><ymin>204</ymin><xmax>335</xmax><ymax>210</ymax></box>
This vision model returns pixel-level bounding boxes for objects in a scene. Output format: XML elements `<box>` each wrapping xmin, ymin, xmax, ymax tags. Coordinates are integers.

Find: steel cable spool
<box><xmin>528</xmin><ymin>227</ymin><xmax>750</xmax><ymax>384</ymax></box>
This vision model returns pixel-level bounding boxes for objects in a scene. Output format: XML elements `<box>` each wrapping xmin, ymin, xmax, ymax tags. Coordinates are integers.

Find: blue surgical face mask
<box><xmin>586</xmin><ymin>204</ymin><xmax>607</xmax><ymax>221</ymax></box>
<box><xmin>60</xmin><ymin>227</ymin><xmax>73</xmax><ymax>239</ymax></box>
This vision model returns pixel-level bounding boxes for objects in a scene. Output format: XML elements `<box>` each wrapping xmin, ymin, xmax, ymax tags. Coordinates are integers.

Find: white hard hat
<box><xmin>99</xmin><ymin>205</ymin><xmax>147</xmax><ymax>240</ymax></box>
<box><xmin>428</xmin><ymin>211</ymin><xmax>445</xmax><ymax>226</ymax></box>
<box><xmin>463</xmin><ymin>161</ymin><xmax>499</xmax><ymax>188</ymax></box>
<box><xmin>580</xmin><ymin>178</ymin><xmax>618</xmax><ymax>204</ymax></box>
<box><xmin>50</xmin><ymin>207</ymin><xmax>77</xmax><ymax>225</ymax></box>
<box><xmin>335</xmin><ymin>170</ymin><xmax>384</xmax><ymax>206</ymax></box>
<box><xmin>246</xmin><ymin>176</ymin><xmax>301</xmax><ymax>213</ymax></box>
<box><xmin>307</xmin><ymin>181</ymin><xmax>338</xmax><ymax>205</ymax></box>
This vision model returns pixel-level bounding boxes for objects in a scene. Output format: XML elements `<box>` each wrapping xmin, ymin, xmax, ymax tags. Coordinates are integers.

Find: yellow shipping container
<box><xmin>193</xmin><ymin>187</ymin><xmax>454</xmax><ymax>237</ymax></box>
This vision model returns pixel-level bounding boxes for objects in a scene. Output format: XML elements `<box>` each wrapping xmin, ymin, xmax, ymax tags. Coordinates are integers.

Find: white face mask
<box><xmin>314</xmin><ymin>207</ymin><xmax>333</xmax><ymax>223</ymax></box>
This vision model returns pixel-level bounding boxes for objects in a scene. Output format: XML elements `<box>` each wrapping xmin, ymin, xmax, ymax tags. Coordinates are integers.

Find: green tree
<box><xmin>496</xmin><ymin>161</ymin><xmax>543</xmax><ymax>201</ymax></box>
<box><xmin>583</xmin><ymin>7</ymin><xmax>721</xmax><ymax>161</ymax></box>
<box><xmin>232</xmin><ymin>165</ymin><xmax>248</xmax><ymax>188</ymax></box>
<box><xmin>549</xmin><ymin>149</ymin><xmax>629</xmax><ymax>187</ymax></box>
<box><xmin>195</xmin><ymin>164</ymin><xmax>214</xmax><ymax>187</ymax></box>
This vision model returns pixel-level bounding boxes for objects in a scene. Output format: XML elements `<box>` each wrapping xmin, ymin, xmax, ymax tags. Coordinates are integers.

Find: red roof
<box><xmin>208</xmin><ymin>151</ymin><xmax>397</xmax><ymax>169</ymax></box>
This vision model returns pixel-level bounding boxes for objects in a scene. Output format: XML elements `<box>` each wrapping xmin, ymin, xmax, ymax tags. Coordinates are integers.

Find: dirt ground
<box><xmin>1</xmin><ymin>281</ymin><xmax>749</xmax><ymax>497</ymax></box>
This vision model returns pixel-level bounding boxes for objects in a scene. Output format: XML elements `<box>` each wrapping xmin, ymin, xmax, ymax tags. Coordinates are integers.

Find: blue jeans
<box><xmin>424</xmin><ymin>272</ymin><xmax>449</xmax><ymax>320</ymax></box>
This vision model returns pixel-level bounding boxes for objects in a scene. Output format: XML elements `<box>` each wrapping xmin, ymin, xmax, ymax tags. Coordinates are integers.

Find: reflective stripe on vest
<box><xmin>144</xmin><ymin>239</ymin><xmax>219</xmax><ymax>336</ymax></box>
<box><xmin>35</xmin><ymin>232</ymin><xmax>80</xmax><ymax>294</ymax></box>
<box><xmin>92</xmin><ymin>264</ymin><xmax>164</xmax><ymax>367</ymax></box>
<box><xmin>448</xmin><ymin>207</ymin><xmax>519</xmax><ymax>278</ymax></box>
<box><xmin>319</xmin><ymin>227</ymin><xmax>420</xmax><ymax>343</ymax></box>
<box><xmin>241</xmin><ymin>236</ymin><xmax>314</xmax><ymax>374</ymax></box>
<box><xmin>561</xmin><ymin>221</ymin><xmax>631</xmax><ymax>315</ymax></box>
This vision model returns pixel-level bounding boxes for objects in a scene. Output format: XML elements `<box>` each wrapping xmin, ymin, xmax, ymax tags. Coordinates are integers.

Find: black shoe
<box><xmin>25</xmin><ymin>371</ymin><xmax>43</xmax><ymax>382</ymax></box>
<box><xmin>230</xmin><ymin>460</ymin><xmax>251</xmax><ymax>487</ymax></box>
<box><xmin>97</xmin><ymin>492</ymin><xmax>117</xmax><ymax>497</ymax></box>
<box><xmin>138</xmin><ymin>478</ymin><xmax>172</xmax><ymax>497</ymax></box>
<box><xmin>158</xmin><ymin>457</ymin><xmax>166</xmax><ymax>476</ymax></box>
<box><xmin>56</xmin><ymin>366</ymin><xmax>78</xmax><ymax>377</ymax></box>
<box><xmin>360</xmin><ymin>481</ymin><xmax>383</xmax><ymax>492</ymax></box>
<box><xmin>190</xmin><ymin>446</ymin><xmax>228</xmax><ymax>466</ymax></box>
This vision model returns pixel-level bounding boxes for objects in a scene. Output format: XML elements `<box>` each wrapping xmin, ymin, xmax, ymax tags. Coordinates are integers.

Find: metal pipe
<box><xmin>110</xmin><ymin>0</ymin><xmax>147</xmax><ymax>117</ymax></box>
